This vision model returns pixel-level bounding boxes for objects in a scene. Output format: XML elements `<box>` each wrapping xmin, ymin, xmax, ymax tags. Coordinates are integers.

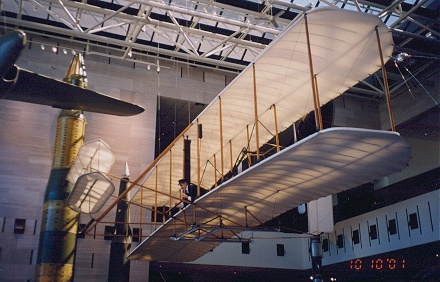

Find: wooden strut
<box><xmin>375</xmin><ymin>26</ymin><xmax>396</xmax><ymax>131</ymax></box>
<box><xmin>169</xmin><ymin>150</ymin><xmax>173</xmax><ymax>218</ymax></box>
<box><xmin>154</xmin><ymin>166</ymin><xmax>158</xmax><ymax>229</ymax></box>
<box><xmin>314</xmin><ymin>74</ymin><xmax>324</xmax><ymax>130</ymax></box>
<box><xmin>252</xmin><ymin>63</ymin><xmax>261</xmax><ymax>161</ymax></box>
<box><xmin>229</xmin><ymin>140</ymin><xmax>233</xmax><ymax>174</ymax></box>
<box><xmin>197</xmin><ymin>119</ymin><xmax>201</xmax><ymax>197</ymax></box>
<box><xmin>304</xmin><ymin>13</ymin><xmax>323</xmax><ymax>131</ymax></box>
<box><xmin>272</xmin><ymin>104</ymin><xmax>280</xmax><ymax>152</ymax></box>
<box><xmin>246</xmin><ymin>125</ymin><xmax>252</xmax><ymax>167</ymax></box>
<box><xmin>245</xmin><ymin>207</ymin><xmax>267</xmax><ymax>227</ymax></box>
<box><xmin>219</xmin><ymin>97</ymin><xmax>225</xmax><ymax>181</ymax></box>
<box><xmin>140</xmin><ymin>179</ymin><xmax>143</xmax><ymax>241</ymax></box>
<box><xmin>195</xmin><ymin>121</ymin><xmax>201</xmax><ymax>225</ymax></box>
<box><xmin>214</xmin><ymin>154</ymin><xmax>217</xmax><ymax>187</ymax></box>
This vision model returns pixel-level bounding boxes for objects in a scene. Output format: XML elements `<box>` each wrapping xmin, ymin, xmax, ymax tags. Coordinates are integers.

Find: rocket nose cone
<box><xmin>122</xmin><ymin>162</ymin><xmax>130</xmax><ymax>179</ymax></box>
<box><xmin>63</xmin><ymin>53</ymin><xmax>88</xmax><ymax>89</ymax></box>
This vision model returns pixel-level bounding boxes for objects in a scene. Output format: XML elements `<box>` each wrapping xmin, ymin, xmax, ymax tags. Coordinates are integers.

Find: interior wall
<box><xmin>379</xmin><ymin>64</ymin><xmax>440</xmax><ymax>130</ymax></box>
<box><xmin>332</xmin><ymin>95</ymin><xmax>381</xmax><ymax>129</ymax></box>
<box><xmin>0</xmin><ymin>35</ymin><xmax>230</xmax><ymax>281</ymax></box>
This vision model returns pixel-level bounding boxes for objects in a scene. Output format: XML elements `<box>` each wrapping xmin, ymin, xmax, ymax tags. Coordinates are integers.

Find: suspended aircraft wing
<box><xmin>128</xmin><ymin>128</ymin><xmax>410</xmax><ymax>262</ymax></box>
<box><xmin>0</xmin><ymin>30</ymin><xmax>144</xmax><ymax>116</ymax></box>
<box><xmin>126</xmin><ymin>8</ymin><xmax>409</xmax><ymax>262</ymax></box>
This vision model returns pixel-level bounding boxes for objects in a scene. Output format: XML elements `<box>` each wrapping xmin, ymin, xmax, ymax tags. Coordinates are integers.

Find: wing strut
<box><xmin>375</xmin><ymin>26</ymin><xmax>396</xmax><ymax>131</ymax></box>
<box><xmin>304</xmin><ymin>13</ymin><xmax>324</xmax><ymax>131</ymax></box>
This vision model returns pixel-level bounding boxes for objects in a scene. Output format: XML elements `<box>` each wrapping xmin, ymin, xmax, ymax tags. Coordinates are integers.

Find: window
<box><xmin>104</xmin><ymin>226</ymin><xmax>114</xmax><ymax>240</ymax></box>
<box><xmin>242</xmin><ymin>242</ymin><xmax>250</xmax><ymax>254</ymax></box>
<box><xmin>388</xmin><ymin>219</ymin><xmax>397</xmax><ymax>235</ymax></box>
<box><xmin>336</xmin><ymin>234</ymin><xmax>344</xmax><ymax>249</ymax></box>
<box><xmin>14</xmin><ymin>218</ymin><xmax>26</xmax><ymax>234</ymax></box>
<box><xmin>322</xmin><ymin>238</ymin><xmax>329</xmax><ymax>252</ymax></box>
<box><xmin>276</xmin><ymin>244</ymin><xmax>285</xmax><ymax>256</ymax></box>
<box><xmin>369</xmin><ymin>224</ymin><xmax>378</xmax><ymax>240</ymax></box>
<box><xmin>352</xmin><ymin>229</ymin><xmax>360</xmax><ymax>244</ymax></box>
<box><xmin>408</xmin><ymin>213</ymin><xmax>418</xmax><ymax>230</ymax></box>
<box><xmin>132</xmin><ymin>228</ymin><xmax>141</xmax><ymax>242</ymax></box>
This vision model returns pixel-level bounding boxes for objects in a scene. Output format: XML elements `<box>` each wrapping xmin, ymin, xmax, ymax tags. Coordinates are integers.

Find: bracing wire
<box><xmin>394</xmin><ymin>61</ymin><xmax>415</xmax><ymax>100</ymax></box>
<box><xmin>403</xmin><ymin>64</ymin><xmax>440</xmax><ymax>108</ymax></box>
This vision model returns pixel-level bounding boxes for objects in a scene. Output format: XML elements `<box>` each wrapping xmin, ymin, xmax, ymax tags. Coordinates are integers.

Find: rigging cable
<box><xmin>394</xmin><ymin>60</ymin><xmax>415</xmax><ymax>100</ymax></box>
<box><xmin>403</xmin><ymin>64</ymin><xmax>440</xmax><ymax>108</ymax></box>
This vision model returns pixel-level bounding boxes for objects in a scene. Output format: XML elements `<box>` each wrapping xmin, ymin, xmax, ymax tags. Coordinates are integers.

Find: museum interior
<box><xmin>0</xmin><ymin>0</ymin><xmax>439</xmax><ymax>281</ymax></box>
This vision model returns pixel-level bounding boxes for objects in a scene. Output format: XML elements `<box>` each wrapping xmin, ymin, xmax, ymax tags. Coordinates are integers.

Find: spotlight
<box><xmin>40</xmin><ymin>44</ymin><xmax>45</xmax><ymax>50</ymax></box>
<box><xmin>63</xmin><ymin>49</ymin><xmax>68</xmax><ymax>54</ymax></box>
<box><xmin>396</xmin><ymin>52</ymin><xmax>410</xmax><ymax>63</ymax></box>
<box><xmin>147</xmin><ymin>64</ymin><xmax>150</xmax><ymax>70</ymax></box>
<box><xmin>52</xmin><ymin>46</ymin><xmax>58</xmax><ymax>53</ymax></box>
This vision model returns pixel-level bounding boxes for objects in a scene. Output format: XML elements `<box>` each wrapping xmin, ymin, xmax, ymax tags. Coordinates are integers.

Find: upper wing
<box><xmin>130</xmin><ymin>7</ymin><xmax>394</xmax><ymax>208</ymax></box>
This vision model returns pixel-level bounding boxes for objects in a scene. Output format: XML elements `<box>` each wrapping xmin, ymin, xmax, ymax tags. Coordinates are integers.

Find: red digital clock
<box><xmin>349</xmin><ymin>258</ymin><xmax>406</xmax><ymax>271</ymax></box>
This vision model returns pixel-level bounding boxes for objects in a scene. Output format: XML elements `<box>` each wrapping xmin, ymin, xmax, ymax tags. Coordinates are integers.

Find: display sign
<box><xmin>349</xmin><ymin>257</ymin><xmax>406</xmax><ymax>271</ymax></box>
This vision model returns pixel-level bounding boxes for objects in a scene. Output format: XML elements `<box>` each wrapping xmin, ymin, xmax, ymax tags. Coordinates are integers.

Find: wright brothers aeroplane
<box><xmin>79</xmin><ymin>7</ymin><xmax>410</xmax><ymax>268</ymax></box>
<box><xmin>76</xmin><ymin>7</ymin><xmax>411</xmax><ymax>264</ymax></box>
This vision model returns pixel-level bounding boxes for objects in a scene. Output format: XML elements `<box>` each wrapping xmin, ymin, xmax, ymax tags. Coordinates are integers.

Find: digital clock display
<box><xmin>349</xmin><ymin>258</ymin><xmax>406</xmax><ymax>271</ymax></box>
<box><xmin>321</xmin><ymin>242</ymin><xmax>440</xmax><ymax>281</ymax></box>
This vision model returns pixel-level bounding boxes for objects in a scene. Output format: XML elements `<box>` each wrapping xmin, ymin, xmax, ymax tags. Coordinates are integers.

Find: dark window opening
<box><xmin>388</xmin><ymin>219</ymin><xmax>397</xmax><ymax>235</ymax></box>
<box><xmin>369</xmin><ymin>224</ymin><xmax>378</xmax><ymax>240</ymax></box>
<box><xmin>352</xmin><ymin>229</ymin><xmax>360</xmax><ymax>244</ymax></box>
<box><xmin>14</xmin><ymin>218</ymin><xmax>26</xmax><ymax>234</ymax></box>
<box><xmin>408</xmin><ymin>213</ymin><xmax>419</xmax><ymax>230</ymax></box>
<box><xmin>277</xmin><ymin>244</ymin><xmax>285</xmax><ymax>256</ymax></box>
<box><xmin>322</xmin><ymin>238</ymin><xmax>329</xmax><ymax>252</ymax></box>
<box><xmin>242</xmin><ymin>242</ymin><xmax>250</xmax><ymax>254</ymax></box>
<box><xmin>336</xmin><ymin>235</ymin><xmax>344</xmax><ymax>249</ymax></box>
<box><xmin>104</xmin><ymin>225</ymin><xmax>114</xmax><ymax>240</ymax></box>
<box><xmin>133</xmin><ymin>228</ymin><xmax>141</xmax><ymax>242</ymax></box>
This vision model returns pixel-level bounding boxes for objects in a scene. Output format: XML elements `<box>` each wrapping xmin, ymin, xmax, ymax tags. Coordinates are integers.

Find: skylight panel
<box><xmin>19</xmin><ymin>1</ymin><xmax>49</xmax><ymax>19</ymax></box>
<box><xmin>138</xmin><ymin>28</ymin><xmax>155</xmax><ymax>41</ymax></box>
<box><xmin>198</xmin><ymin>17</ymin><xmax>219</xmax><ymax>27</ymax></box>
<box><xmin>173</xmin><ymin>0</ymin><xmax>198</xmax><ymax>10</ymax></box>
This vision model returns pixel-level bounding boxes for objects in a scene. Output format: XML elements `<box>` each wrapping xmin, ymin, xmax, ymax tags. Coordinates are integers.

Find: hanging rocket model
<box><xmin>35</xmin><ymin>54</ymin><xmax>88</xmax><ymax>281</ymax></box>
<box><xmin>108</xmin><ymin>162</ymin><xmax>132</xmax><ymax>282</ymax></box>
